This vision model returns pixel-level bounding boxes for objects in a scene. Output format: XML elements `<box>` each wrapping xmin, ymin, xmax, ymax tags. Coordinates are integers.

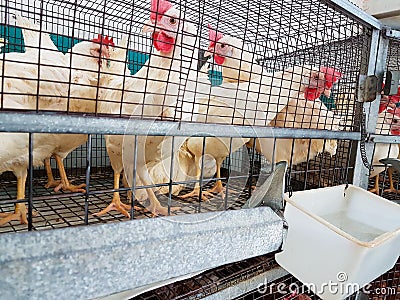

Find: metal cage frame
<box><xmin>0</xmin><ymin>0</ymin><xmax>399</xmax><ymax>299</ymax></box>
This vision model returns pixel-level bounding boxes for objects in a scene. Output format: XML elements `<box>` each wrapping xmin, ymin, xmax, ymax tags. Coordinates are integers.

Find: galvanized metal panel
<box><xmin>328</xmin><ymin>0</ymin><xmax>382</xmax><ymax>29</ymax></box>
<box><xmin>0</xmin><ymin>112</ymin><xmax>361</xmax><ymax>140</ymax></box>
<box><xmin>0</xmin><ymin>207</ymin><xmax>284</xmax><ymax>300</ymax></box>
<box><xmin>353</xmin><ymin>28</ymin><xmax>390</xmax><ymax>189</ymax></box>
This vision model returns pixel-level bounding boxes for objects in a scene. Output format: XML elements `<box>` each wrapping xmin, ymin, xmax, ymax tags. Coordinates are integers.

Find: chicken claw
<box><xmin>180</xmin><ymin>187</ymin><xmax>214</xmax><ymax>202</ymax></box>
<box><xmin>44</xmin><ymin>178</ymin><xmax>61</xmax><ymax>189</ymax></box>
<box><xmin>53</xmin><ymin>182</ymin><xmax>86</xmax><ymax>193</ymax></box>
<box><xmin>93</xmin><ymin>194</ymin><xmax>134</xmax><ymax>218</ymax></box>
<box><xmin>0</xmin><ymin>203</ymin><xmax>36</xmax><ymax>226</ymax></box>
<box><xmin>206</xmin><ymin>181</ymin><xmax>237</xmax><ymax>198</ymax></box>
<box><xmin>144</xmin><ymin>204</ymin><xmax>181</xmax><ymax>217</ymax></box>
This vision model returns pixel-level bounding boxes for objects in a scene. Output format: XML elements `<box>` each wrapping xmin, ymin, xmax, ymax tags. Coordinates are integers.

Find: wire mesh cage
<box><xmin>233</xmin><ymin>258</ymin><xmax>400</xmax><ymax>300</ymax></box>
<box><xmin>0</xmin><ymin>0</ymin><xmax>397</xmax><ymax>299</ymax></box>
<box><xmin>365</xmin><ymin>35</ymin><xmax>400</xmax><ymax>200</ymax></box>
<box><xmin>0</xmin><ymin>0</ymin><xmax>370</xmax><ymax>127</ymax></box>
<box><xmin>130</xmin><ymin>255</ymin><xmax>400</xmax><ymax>299</ymax></box>
<box><xmin>374</xmin><ymin>37</ymin><xmax>400</xmax><ymax>136</ymax></box>
<box><xmin>0</xmin><ymin>0</ymin><xmax>378</xmax><ymax>233</ymax></box>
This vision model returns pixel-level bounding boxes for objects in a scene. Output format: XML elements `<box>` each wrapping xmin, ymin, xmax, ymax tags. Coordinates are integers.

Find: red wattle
<box><xmin>214</xmin><ymin>54</ymin><xmax>225</xmax><ymax>65</ymax></box>
<box><xmin>304</xmin><ymin>87</ymin><xmax>321</xmax><ymax>101</ymax></box>
<box><xmin>152</xmin><ymin>31</ymin><xmax>174</xmax><ymax>53</ymax></box>
<box><xmin>379</xmin><ymin>103</ymin><xmax>388</xmax><ymax>114</ymax></box>
<box><xmin>391</xmin><ymin>129</ymin><xmax>400</xmax><ymax>136</ymax></box>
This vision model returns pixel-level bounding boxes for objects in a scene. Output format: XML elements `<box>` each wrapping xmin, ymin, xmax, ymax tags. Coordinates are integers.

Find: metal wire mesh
<box><xmin>365</xmin><ymin>36</ymin><xmax>400</xmax><ymax>188</ymax></box>
<box><xmin>374</xmin><ymin>38</ymin><xmax>400</xmax><ymax>136</ymax></box>
<box><xmin>128</xmin><ymin>256</ymin><xmax>400</xmax><ymax>299</ymax></box>
<box><xmin>0</xmin><ymin>0</ymin><xmax>370</xmax><ymax>129</ymax></box>
<box><xmin>234</xmin><ymin>257</ymin><xmax>400</xmax><ymax>300</ymax></box>
<box><xmin>0</xmin><ymin>1</ymin><xmax>396</xmax><ymax>299</ymax></box>
<box><xmin>133</xmin><ymin>252</ymin><xmax>279</xmax><ymax>300</ymax></box>
<box><xmin>0</xmin><ymin>0</ymin><xmax>376</xmax><ymax>231</ymax></box>
<box><xmin>0</xmin><ymin>133</ymin><xmax>355</xmax><ymax>233</ymax></box>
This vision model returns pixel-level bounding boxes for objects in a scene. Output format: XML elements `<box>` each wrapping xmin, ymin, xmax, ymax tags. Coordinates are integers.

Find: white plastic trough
<box><xmin>275</xmin><ymin>184</ymin><xmax>400</xmax><ymax>300</ymax></box>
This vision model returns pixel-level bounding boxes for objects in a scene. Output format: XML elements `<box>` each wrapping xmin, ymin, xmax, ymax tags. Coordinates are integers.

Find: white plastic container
<box><xmin>275</xmin><ymin>184</ymin><xmax>400</xmax><ymax>300</ymax></box>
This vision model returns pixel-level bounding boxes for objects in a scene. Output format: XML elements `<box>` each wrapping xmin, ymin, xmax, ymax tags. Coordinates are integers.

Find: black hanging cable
<box><xmin>359</xmin><ymin>107</ymin><xmax>372</xmax><ymax>170</ymax></box>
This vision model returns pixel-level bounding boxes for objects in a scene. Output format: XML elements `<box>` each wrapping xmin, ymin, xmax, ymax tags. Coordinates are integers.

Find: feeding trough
<box><xmin>276</xmin><ymin>184</ymin><xmax>400</xmax><ymax>300</ymax></box>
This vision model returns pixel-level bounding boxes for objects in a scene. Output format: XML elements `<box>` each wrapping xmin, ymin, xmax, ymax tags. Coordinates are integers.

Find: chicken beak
<box><xmin>142</xmin><ymin>19</ymin><xmax>155</xmax><ymax>34</ymax></box>
<box><xmin>101</xmin><ymin>45</ymin><xmax>110</xmax><ymax>59</ymax></box>
<box><xmin>204</xmin><ymin>46</ymin><xmax>214</xmax><ymax>57</ymax></box>
<box><xmin>323</xmin><ymin>88</ymin><xmax>331</xmax><ymax>98</ymax></box>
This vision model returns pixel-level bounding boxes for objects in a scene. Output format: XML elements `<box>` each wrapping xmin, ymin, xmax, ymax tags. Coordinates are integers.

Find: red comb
<box><xmin>150</xmin><ymin>0</ymin><xmax>173</xmax><ymax>22</ymax></box>
<box><xmin>208</xmin><ymin>24</ymin><xmax>224</xmax><ymax>48</ymax></box>
<box><xmin>320</xmin><ymin>67</ymin><xmax>342</xmax><ymax>89</ymax></box>
<box><xmin>91</xmin><ymin>34</ymin><xmax>115</xmax><ymax>48</ymax></box>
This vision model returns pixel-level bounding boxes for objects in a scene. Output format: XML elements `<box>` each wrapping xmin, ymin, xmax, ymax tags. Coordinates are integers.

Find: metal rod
<box><xmin>224</xmin><ymin>137</ymin><xmax>233</xmax><ymax>210</ymax></box>
<box><xmin>130</xmin><ymin>135</ymin><xmax>138</xmax><ymax>220</ymax></box>
<box><xmin>353</xmin><ymin>28</ymin><xmax>390</xmax><ymax>189</ymax></box>
<box><xmin>248</xmin><ymin>138</ymin><xmax>257</xmax><ymax>196</ymax></box>
<box><xmin>167</xmin><ymin>136</ymin><xmax>176</xmax><ymax>215</ymax></box>
<box><xmin>197</xmin><ymin>137</ymin><xmax>207</xmax><ymax>212</ymax></box>
<box><xmin>28</xmin><ymin>133</ymin><xmax>33</xmax><ymax>231</ymax></box>
<box><xmin>84</xmin><ymin>134</ymin><xmax>92</xmax><ymax>225</ymax></box>
<box><xmin>327</xmin><ymin>0</ymin><xmax>382</xmax><ymax>29</ymax></box>
<box><xmin>0</xmin><ymin>111</ymin><xmax>361</xmax><ymax>140</ymax></box>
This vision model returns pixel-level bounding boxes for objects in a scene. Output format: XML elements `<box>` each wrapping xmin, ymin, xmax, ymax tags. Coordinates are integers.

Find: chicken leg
<box><xmin>136</xmin><ymin>165</ymin><xmax>181</xmax><ymax>216</ymax></box>
<box><xmin>180</xmin><ymin>156</ymin><xmax>215</xmax><ymax>201</ymax></box>
<box><xmin>93</xmin><ymin>171</ymin><xmax>132</xmax><ymax>218</ymax></box>
<box><xmin>384</xmin><ymin>167</ymin><xmax>398</xmax><ymax>193</ymax></box>
<box><xmin>0</xmin><ymin>174</ymin><xmax>28</xmax><ymax>226</ymax></box>
<box><xmin>52</xmin><ymin>155</ymin><xmax>86</xmax><ymax>193</ymax></box>
<box><xmin>204</xmin><ymin>157</ymin><xmax>237</xmax><ymax>199</ymax></box>
<box><xmin>369</xmin><ymin>175</ymin><xmax>380</xmax><ymax>195</ymax></box>
<box><xmin>206</xmin><ymin>158</ymin><xmax>225</xmax><ymax>196</ymax></box>
<box><xmin>44</xmin><ymin>157</ymin><xmax>61</xmax><ymax>189</ymax></box>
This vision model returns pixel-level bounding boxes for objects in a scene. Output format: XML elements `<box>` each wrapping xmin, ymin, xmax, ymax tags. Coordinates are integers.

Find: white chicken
<box><xmin>96</xmin><ymin>0</ymin><xmax>198</xmax><ymax>217</ymax></box>
<box><xmin>0</xmin><ymin>18</ymin><xmax>71</xmax><ymax>225</ymax></box>
<box><xmin>13</xmin><ymin>15</ymin><xmax>115</xmax><ymax>193</ymax></box>
<box><xmin>0</xmin><ymin>16</ymin><xmax>68</xmax><ymax>111</ymax></box>
<box><xmin>0</xmin><ymin>107</ymin><xmax>79</xmax><ymax>225</ymax></box>
<box><xmin>205</xmin><ymin>27</ymin><xmax>343</xmax><ymax>173</ymax></box>
<box><xmin>175</xmin><ymin>25</ymin><xmax>341</xmax><ymax>200</ymax></box>
<box><xmin>369</xmin><ymin>107</ymin><xmax>400</xmax><ymax>194</ymax></box>
<box><xmin>179</xmin><ymin>97</ymin><xmax>251</xmax><ymax>200</ymax></box>
<box><xmin>176</xmin><ymin>63</ymin><xmax>338</xmax><ymax>200</ymax></box>
<box><xmin>133</xmin><ymin>136</ymin><xmax>217</xmax><ymax>202</ymax></box>
<box><xmin>0</xmin><ymin>17</ymin><xmax>114</xmax><ymax>225</ymax></box>
<box><xmin>43</xmin><ymin>34</ymin><xmax>118</xmax><ymax>193</ymax></box>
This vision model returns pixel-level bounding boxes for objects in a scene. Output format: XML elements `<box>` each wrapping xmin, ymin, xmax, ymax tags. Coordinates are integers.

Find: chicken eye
<box><xmin>394</xmin><ymin>119</ymin><xmax>398</xmax><ymax>124</ymax></box>
<box><xmin>169</xmin><ymin>17</ymin><xmax>177</xmax><ymax>25</ymax></box>
<box><xmin>220</xmin><ymin>43</ymin><xmax>225</xmax><ymax>49</ymax></box>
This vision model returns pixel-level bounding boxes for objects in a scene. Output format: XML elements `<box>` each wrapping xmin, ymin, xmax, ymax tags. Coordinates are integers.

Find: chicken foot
<box><xmin>180</xmin><ymin>157</ymin><xmax>215</xmax><ymax>201</ymax></box>
<box><xmin>384</xmin><ymin>168</ymin><xmax>398</xmax><ymax>194</ymax></box>
<box><xmin>204</xmin><ymin>159</ymin><xmax>237</xmax><ymax>199</ymax></box>
<box><xmin>368</xmin><ymin>175</ymin><xmax>380</xmax><ymax>195</ymax></box>
<box><xmin>136</xmin><ymin>165</ymin><xmax>181</xmax><ymax>216</ymax></box>
<box><xmin>93</xmin><ymin>172</ymin><xmax>133</xmax><ymax>218</ymax></box>
<box><xmin>52</xmin><ymin>155</ymin><xmax>86</xmax><ymax>193</ymax></box>
<box><xmin>0</xmin><ymin>174</ymin><xmax>32</xmax><ymax>226</ymax></box>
